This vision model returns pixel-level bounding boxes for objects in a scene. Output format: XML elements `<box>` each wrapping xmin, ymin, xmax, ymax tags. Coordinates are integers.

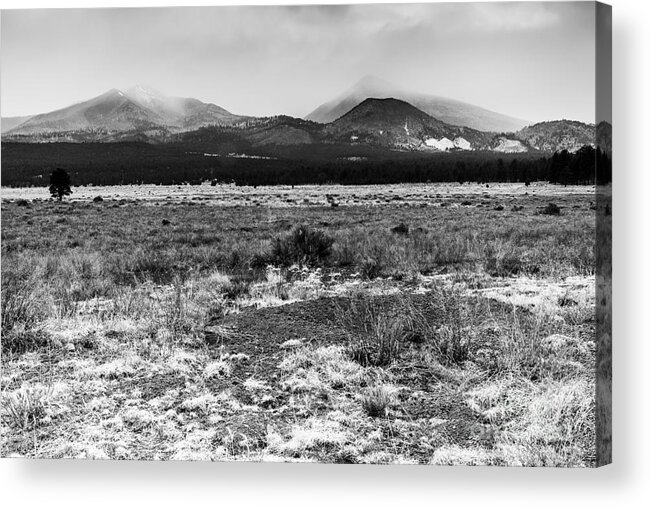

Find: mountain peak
<box><xmin>325</xmin><ymin>95</ymin><xmax>492</xmax><ymax>151</ymax></box>
<box><xmin>358</xmin><ymin>97</ymin><xmax>406</xmax><ymax>106</ymax></box>
<box><xmin>307</xmin><ymin>77</ymin><xmax>529</xmax><ymax>131</ymax></box>
<box><xmin>340</xmin><ymin>97</ymin><xmax>434</xmax><ymax>124</ymax></box>
<box><xmin>100</xmin><ymin>88</ymin><xmax>126</xmax><ymax>98</ymax></box>
<box><xmin>124</xmin><ymin>85</ymin><xmax>166</xmax><ymax>105</ymax></box>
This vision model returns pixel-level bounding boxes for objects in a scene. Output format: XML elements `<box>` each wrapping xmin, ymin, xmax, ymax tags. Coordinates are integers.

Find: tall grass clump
<box><xmin>411</xmin><ymin>287</ymin><xmax>473</xmax><ymax>366</ymax></box>
<box><xmin>1</xmin><ymin>274</ymin><xmax>48</xmax><ymax>354</ymax></box>
<box><xmin>1</xmin><ymin>386</ymin><xmax>51</xmax><ymax>430</ymax></box>
<box><xmin>360</xmin><ymin>385</ymin><xmax>395</xmax><ymax>418</ymax></box>
<box><xmin>482</xmin><ymin>243</ymin><xmax>525</xmax><ymax>277</ymax></box>
<box><xmin>267</xmin><ymin>225</ymin><xmax>334</xmax><ymax>267</ymax></box>
<box><xmin>1</xmin><ymin>278</ymin><xmax>41</xmax><ymax>334</ymax></box>
<box><xmin>338</xmin><ymin>295</ymin><xmax>405</xmax><ymax>366</ymax></box>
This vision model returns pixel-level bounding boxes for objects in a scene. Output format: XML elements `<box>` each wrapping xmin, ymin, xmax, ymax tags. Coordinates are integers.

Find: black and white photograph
<box><xmin>1</xmin><ymin>1</ymin><xmax>612</xmax><ymax>468</ymax></box>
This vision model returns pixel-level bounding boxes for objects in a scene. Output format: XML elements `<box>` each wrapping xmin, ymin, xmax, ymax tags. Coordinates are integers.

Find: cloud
<box><xmin>1</xmin><ymin>3</ymin><xmax>596</xmax><ymax>122</ymax></box>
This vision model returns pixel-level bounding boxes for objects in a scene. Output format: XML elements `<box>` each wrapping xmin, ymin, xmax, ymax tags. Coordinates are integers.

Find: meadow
<box><xmin>1</xmin><ymin>182</ymin><xmax>599</xmax><ymax>465</ymax></box>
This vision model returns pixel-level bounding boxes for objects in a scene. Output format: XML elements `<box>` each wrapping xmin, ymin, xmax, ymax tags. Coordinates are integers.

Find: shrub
<box><xmin>391</xmin><ymin>223</ymin><xmax>409</xmax><ymax>235</ymax></box>
<box><xmin>539</xmin><ymin>203</ymin><xmax>561</xmax><ymax>216</ymax></box>
<box><xmin>268</xmin><ymin>225</ymin><xmax>334</xmax><ymax>267</ymax></box>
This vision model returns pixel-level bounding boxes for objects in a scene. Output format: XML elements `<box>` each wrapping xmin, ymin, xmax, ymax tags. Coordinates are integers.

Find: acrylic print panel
<box><xmin>0</xmin><ymin>2</ymin><xmax>611</xmax><ymax>466</ymax></box>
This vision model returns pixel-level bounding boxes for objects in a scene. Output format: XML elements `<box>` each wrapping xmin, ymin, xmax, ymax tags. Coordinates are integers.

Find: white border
<box><xmin>1</xmin><ymin>1</ymin><xmax>649</xmax><ymax>505</ymax></box>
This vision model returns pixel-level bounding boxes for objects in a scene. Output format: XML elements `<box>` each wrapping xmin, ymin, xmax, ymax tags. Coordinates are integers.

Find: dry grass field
<box><xmin>1</xmin><ymin>183</ymin><xmax>599</xmax><ymax>465</ymax></box>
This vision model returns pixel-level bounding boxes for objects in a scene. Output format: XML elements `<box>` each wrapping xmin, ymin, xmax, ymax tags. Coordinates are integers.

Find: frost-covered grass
<box><xmin>1</xmin><ymin>185</ymin><xmax>597</xmax><ymax>464</ymax></box>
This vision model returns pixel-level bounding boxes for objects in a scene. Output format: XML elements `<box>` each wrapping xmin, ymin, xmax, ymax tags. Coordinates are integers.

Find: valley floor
<box><xmin>1</xmin><ymin>183</ymin><xmax>599</xmax><ymax>465</ymax></box>
<box><xmin>1</xmin><ymin>181</ymin><xmax>595</xmax><ymax>207</ymax></box>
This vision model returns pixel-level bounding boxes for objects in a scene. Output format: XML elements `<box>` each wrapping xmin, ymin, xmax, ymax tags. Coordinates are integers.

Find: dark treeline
<box><xmin>549</xmin><ymin>146</ymin><xmax>612</xmax><ymax>185</ymax></box>
<box><xmin>1</xmin><ymin>142</ymin><xmax>611</xmax><ymax>187</ymax></box>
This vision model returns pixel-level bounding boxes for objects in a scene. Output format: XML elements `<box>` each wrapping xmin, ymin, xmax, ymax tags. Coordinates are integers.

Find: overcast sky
<box><xmin>1</xmin><ymin>2</ymin><xmax>596</xmax><ymax>122</ymax></box>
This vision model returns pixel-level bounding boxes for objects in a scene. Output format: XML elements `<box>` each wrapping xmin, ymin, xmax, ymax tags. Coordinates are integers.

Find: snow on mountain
<box><xmin>453</xmin><ymin>137</ymin><xmax>472</xmax><ymax>150</ymax></box>
<box><xmin>425</xmin><ymin>137</ymin><xmax>455</xmax><ymax>151</ymax></box>
<box><xmin>3</xmin><ymin>86</ymin><xmax>244</xmax><ymax>140</ymax></box>
<box><xmin>1</xmin><ymin>83</ymin><xmax>596</xmax><ymax>154</ymax></box>
<box><xmin>493</xmin><ymin>137</ymin><xmax>528</xmax><ymax>153</ymax></box>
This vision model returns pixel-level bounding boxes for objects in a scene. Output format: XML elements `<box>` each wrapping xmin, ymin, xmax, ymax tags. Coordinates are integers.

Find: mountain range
<box><xmin>2</xmin><ymin>79</ymin><xmax>600</xmax><ymax>154</ymax></box>
<box><xmin>2</xmin><ymin>86</ymin><xmax>246</xmax><ymax>140</ymax></box>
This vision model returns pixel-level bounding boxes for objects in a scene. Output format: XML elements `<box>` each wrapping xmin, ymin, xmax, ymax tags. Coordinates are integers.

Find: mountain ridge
<box><xmin>2</xmin><ymin>84</ymin><xmax>600</xmax><ymax>154</ymax></box>
<box><xmin>514</xmin><ymin>120</ymin><xmax>596</xmax><ymax>153</ymax></box>
<box><xmin>1</xmin><ymin>115</ymin><xmax>34</xmax><ymax>134</ymax></box>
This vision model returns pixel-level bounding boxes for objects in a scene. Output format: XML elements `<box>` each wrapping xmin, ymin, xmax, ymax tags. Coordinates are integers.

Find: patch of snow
<box><xmin>453</xmin><ymin>137</ymin><xmax>472</xmax><ymax>150</ymax></box>
<box><xmin>493</xmin><ymin>138</ymin><xmax>527</xmax><ymax>153</ymax></box>
<box><xmin>227</xmin><ymin>153</ymin><xmax>275</xmax><ymax>160</ymax></box>
<box><xmin>472</xmin><ymin>276</ymin><xmax>594</xmax><ymax>317</ymax></box>
<box><xmin>424</xmin><ymin>137</ymin><xmax>455</xmax><ymax>151</ymax></box>
<box><xmin>127</xmin><ymin>85</ymin><xmax>162</xmax><ymax>105</ymax></box>
<box><xmin>404</xmin><ymin>121</ymin><xmax>410</xmax><ymax>136</ymax></box>
<box><xmin>194</xmin><ymin>152</ymin><xmax>276</xmax><ymax>160</ymax></box>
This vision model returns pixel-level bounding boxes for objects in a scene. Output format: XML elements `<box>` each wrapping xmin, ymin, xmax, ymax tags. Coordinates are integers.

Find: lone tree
<box><xmin>49</xmin><ymin>168</ymin><xmax>72</xmax><ymax>201</ymax></box>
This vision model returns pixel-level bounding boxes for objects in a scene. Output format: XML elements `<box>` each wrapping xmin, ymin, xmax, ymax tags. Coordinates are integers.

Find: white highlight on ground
<box><xmin>493</xmin><ymin>138</ymin><xmax>528</xmax><ymax>153</ymax></box>
<box><xmin>453</xmin><ymin>137</ymin><xmax>472</xmax><ymax>150</ymax></box>
<box><xmin>424</xmin><ymin>137</ymin><xmax>455</xmax><ymax>150</ymax></box>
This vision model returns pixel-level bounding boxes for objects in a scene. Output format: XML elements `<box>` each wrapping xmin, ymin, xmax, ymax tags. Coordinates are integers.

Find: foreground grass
<box><xmin>1</xmin><ymin>185</ymin><xmax>597</xmax><ymax>464</ymax></box>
